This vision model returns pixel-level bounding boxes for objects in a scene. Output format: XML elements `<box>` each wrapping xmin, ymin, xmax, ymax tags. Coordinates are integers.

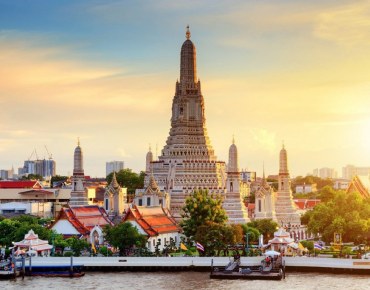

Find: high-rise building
<box><xmin>106</xmin><ymin>161</ymin><xmax>125</xmax><ymax>176</ymax></box>
<box><xmin>342</xmin><ymin>165</ymin><xmax>370</xmax><ymax>180</ymax></box>
<box><xmin>312</xmin><ymin>167</ymin><xmax>337</xmax><ymax>179</ymax></box>
<box><xmin>19</xmin><ymin>159</ymin><xmax>56</xmax><ymax>178</ymax></box>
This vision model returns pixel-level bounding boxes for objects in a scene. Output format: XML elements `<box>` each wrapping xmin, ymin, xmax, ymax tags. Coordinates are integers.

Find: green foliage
<box><xmin>292</xmin><ymin>175</ymin><xmax>333</xmax><ymax>193</ymax></box>
<box><xmin>306</xmin><ymin>191</ymin><xmax>370</xmax><ymax>244</ymax></box>
<box><xmin>103</xmin><ymin>222</ymin><xmax>146</xmax><ymax>256</ymax></box>
<box><xmin>50</xmin><ymin>175</ymin><xmax>69</xmax><ymax>187</ymax></box>
<box><xmin>241</xmin><ymin>225</ymin><xmax>260</xmax><ymax>243</ymax></box>
<box><xmin>300</xmin><ymin>240</ymin><xmax>313</xmax><ymax>252</ymax></box>
<box><xmin>0</xmin><ymin>215</ymin><xmax>53</xmax><ymax>247</ymax></box>
<box><xmin>106</xmin><ymin>169</ymin><xmax>145</xmax><ymax>194</ymax></box>
<box><xmin>20</xmin><ymin>174</ymin><xmax>43</xmax><ymax>181</ymax></box>
<box><xmin>180</xmin><ymin>189</ymin><xmax>227</xmax><ymax>242</ymax></box>
<box><xmin>99</xmin><ymin>246</ymin><xmax>113</xmax><ymax>256</ymax></box>
<box><xmin>66</xmin><ymin>237</ymin><xmax>89</xmax><ymax>257</ymax></box>
<box><xmin>247</xmin><ymin>219</ymin><xmax>279</xmax><ymax>243</ymax></box>
<box><xmin>194</xmin><ymin>222</ymin><xmax>243</xmax><ymax>256</ymax></box>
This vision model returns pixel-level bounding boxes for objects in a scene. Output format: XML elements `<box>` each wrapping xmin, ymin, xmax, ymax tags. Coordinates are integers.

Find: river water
<box><xmin>2</xmin><ymin>272</ymin><xmax>369</xmax><ymax>290</ymax></box>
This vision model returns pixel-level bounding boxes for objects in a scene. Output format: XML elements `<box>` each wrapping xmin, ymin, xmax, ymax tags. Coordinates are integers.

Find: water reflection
<box><xmin>3</xmin><ymin>271</ymin><xmax>369</xmax><ymax>290</ymax></box>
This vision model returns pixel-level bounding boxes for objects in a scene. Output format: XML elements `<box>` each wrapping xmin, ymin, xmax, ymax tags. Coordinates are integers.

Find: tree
<box><xmin>106</xmin><ymin>169</ymin><xmax>145</xmax><ymax>194</ymax></box>
<box><xmin>50</xmin><ymin>175</ymin><xmax>69</xmax><ymax>187</ymax></box>
<box><xmin>247</xmin><ymin>219</ymin><xmax>279</xmax><ymax>244</ymax></box>
<box><xmin>103</xmin><ymin>222</ymin><xmax>146</xmax><ymax>256</ymax></box>
<box><xmin>67</xmin><ymin>237</ymin><xmax>89</xmax><ymax>257</ymax></box>
<box><xmin>180</xmin><ymin>189</ymin><xmax>227</xmax><ymax>242</ymax></box>
<box><xmin>21</xmin><ymin>174</ymin><xmax>43</xmax><ymax>181</ymax></box>
<box><xmin>306</xmin><ymin>190</ymin><xmax>370</xmax><ymax>244</ymax></box>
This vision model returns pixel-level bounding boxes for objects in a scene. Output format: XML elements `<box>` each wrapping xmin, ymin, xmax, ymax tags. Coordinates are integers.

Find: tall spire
<box><xmin>180</xmin><ymin>25</ymin><xmax>197</xmax><ymax>85</ymax></box>
<box><xmin>279</xmin><ymin>143</ymin><xmax>289</xmax><ymax>175</ymax></box>
<box><xmin>186</xmin><ymin>25</ymin><xmax>191</xmax><ymax>39</ymax></box>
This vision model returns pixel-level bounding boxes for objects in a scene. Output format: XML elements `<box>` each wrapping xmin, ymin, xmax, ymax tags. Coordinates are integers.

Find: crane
<box><xmin>45</xmin><ymin>145</ymin><xmax>53</xmax><ymax>160</ymax></box>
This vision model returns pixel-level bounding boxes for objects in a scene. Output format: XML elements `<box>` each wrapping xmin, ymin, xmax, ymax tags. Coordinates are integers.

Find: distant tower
<box><xmin>146</xmin><ymin>145</ymin><xmax>153</xmax><ymax>173</ymax></box>
<box><xmin>275</xmin><ymin>144</ymin><xmax>300</xmax><ymax>225</ymax></box>
<box><xmin>224</xmin><ymin>138</ymin><xmax>250</xmax><ymax>224</ymax></box>
<box><xmin>69</xmin><ymin>139</ymin><xmax>88</xmax><ymax>206</ymax></box>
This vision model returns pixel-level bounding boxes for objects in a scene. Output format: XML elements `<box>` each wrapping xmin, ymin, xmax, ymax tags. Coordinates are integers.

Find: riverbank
<box><xmin>25</xmin><ymin>256</ymin><xmax>370</xmax><ymax>274</ymax></box>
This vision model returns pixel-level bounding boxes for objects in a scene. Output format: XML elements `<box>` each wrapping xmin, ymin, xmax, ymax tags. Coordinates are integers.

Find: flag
<box><xmin>314</xmin><ymin>243</ymin><xmax>323</xmax><ymax>250</ymax></box>
<box><xmin>180</xmin><ymin>243</ymin><xmax>188</xmax><ymax>251</ymax></box>
<box><xmin>196</xmin><ymin>242</ymin><xmax>204</xmax><ymax>252</ymax></box>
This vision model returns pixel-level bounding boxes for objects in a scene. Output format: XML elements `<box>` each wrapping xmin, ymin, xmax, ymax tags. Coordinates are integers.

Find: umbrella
<box><xmin>263</xmin><ymin>250</ymin><xmax>281</xmax><ymax>256</ymax></box>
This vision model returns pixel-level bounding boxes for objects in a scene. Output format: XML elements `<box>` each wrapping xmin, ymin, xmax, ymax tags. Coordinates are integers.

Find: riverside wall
<box><xmin>27</xmin><ymin>256</ymin><xmax>370</xmax><ymax>274</ymax></box>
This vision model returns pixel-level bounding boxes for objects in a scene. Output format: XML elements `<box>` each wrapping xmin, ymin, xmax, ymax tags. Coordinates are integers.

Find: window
<box><xmin>105</xmin><ymin>199</ymin><xmax>109</xmax><ymax>211</ymax></box>
<box><xmin>147</xmin><ymin>197</ymin><xmax>151</xmax><ymax>206</ymax></box>
<box><xmin>164</xmin><ymin>238</ymin><xmax>167</xmax><ymax>245</ymax></box>
<box><xmin>258</xmin><ymin>200</ymin><xmax>262</xmax><ymax>212</ymax></box>
<box><xmin>159</xmin><ymin>199</ymin><xmax>163</xmax><ymax>206</ymax></box>
<box><xmin>138</xmin><ymin>199</ymin><xmax>143</xmax><ymax>206</ymax></box>
<box><xmin>153</xmin><ymin>239</ymin><xmax>155</xmax><ymax>246</ymax></box>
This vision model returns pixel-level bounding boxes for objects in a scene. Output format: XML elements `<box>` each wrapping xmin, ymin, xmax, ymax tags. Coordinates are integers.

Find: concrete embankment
<box><xmin>27</xmin><ymin>256</ymin><xmax>370</xmax><ymax>274</ymax></box>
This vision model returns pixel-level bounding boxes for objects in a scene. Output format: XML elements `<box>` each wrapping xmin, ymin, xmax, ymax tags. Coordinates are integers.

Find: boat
<box><xmin>0</xmin><ymin>261</ymin><xmax>20</xmax><ymax>279</ymax></box>
<box><xmin>24</xmin><ymin>264</ymin><xmax>85</xmax><ymax>278</ymax></box>
<box><xmin>210</xmin><ymin>253</ymin><xmax>286</xmax><ymax>280</ymax></box>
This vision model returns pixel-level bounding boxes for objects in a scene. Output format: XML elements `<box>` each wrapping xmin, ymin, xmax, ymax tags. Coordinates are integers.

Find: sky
<box><xmin>1</xmin><ymin>0</ymin><xmax>370</xmax><ymax>178</ymax></box>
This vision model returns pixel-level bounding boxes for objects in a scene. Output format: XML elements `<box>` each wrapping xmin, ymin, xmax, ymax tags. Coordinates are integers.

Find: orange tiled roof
<box><xmin>122</xmin><ymin>205</ymin><xmax>180</xmax><ymax>237</ymax></box>
<box><xmin>54</xmin><ymin>205</ymin><xmax>113</xmax><ymax>236</ymax></box>
<box><xmin>347</xmin><ymin>176</ymin><xmax>370</xmax><ymax>199</ymax></box>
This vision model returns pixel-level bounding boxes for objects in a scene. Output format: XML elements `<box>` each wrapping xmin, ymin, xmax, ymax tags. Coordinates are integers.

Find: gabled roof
<box><xmin>346</xmin><ymin>175</ymin><xmax>370</xmax><ymax>198</ymax></box>
<box><xmin>122</xmin><ymin>205</ymin><xmax>180</xmax><ymax>237</ymax></box>
<box><xmin>53</xmin><ymin>205</ymin><xmax>113</xmax><ymax>236</ymax></box>
<box><xmin>0</xmin><ymin>180</ymin><xmax>43</xmax><ymax>189</ymax></box>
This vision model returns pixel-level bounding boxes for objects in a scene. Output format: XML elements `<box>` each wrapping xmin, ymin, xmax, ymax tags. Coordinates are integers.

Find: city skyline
<box><xmin>1</xmin><ymin>1</ymin><xmax>370</xmax><ymax>177</ymax></box>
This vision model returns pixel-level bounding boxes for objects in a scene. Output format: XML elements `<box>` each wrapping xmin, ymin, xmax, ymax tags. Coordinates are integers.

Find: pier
<box><xmin>26</xmin><ymin>257</ymin><xmax>370</xmax><ymax>274</ymax></box>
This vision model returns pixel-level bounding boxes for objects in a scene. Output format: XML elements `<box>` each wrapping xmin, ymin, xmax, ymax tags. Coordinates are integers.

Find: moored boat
<box><xmin>210</xmin><ymin>253</ymin><xmax>285</xmax><ymax>280</ymax></box>
<box><xmin>0</xmin><ymin>261</ymin><xmax>20</xmax><ymax>279</ymax></box>
<box><xmin>24</xmin><ymin>264</ymin><xmax>85</xmax><ymax>278</ymax></box>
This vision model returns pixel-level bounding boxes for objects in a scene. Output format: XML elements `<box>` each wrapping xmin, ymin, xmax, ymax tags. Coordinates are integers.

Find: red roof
<box><xmin>0</xmin><ymin>180</ymin><xmax>42</xmax><ymax>189</ymax></box>
<box><xmin>53</xmin><ymin>205</ymin><xmax>113</xmax><ymax>236</ymax></box>
<box><xmin>294</xmin><ymin>199</ymin><xmax>321</xmax><ymax>210</ymax></box>
<box><xmin>122</xmin><ymin>205</ymin><xmax>180</xmax><ymax>237</ymax></box>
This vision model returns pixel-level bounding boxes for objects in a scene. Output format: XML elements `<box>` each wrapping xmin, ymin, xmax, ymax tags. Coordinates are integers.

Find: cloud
<box><xmin>250</xmin><ymin>128</ymin><xmax>277</xmax><ymax>154</ymax></box>
<box><xmin>313</xmin><ymin>2</ymin><xmax>370</xmax><ymax>46</ymax></box>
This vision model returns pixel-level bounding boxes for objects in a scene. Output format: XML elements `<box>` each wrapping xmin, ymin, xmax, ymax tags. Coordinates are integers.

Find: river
<box><xmin>2</xmin><ymin>272</ymin><xmax>369</xmax><ymax>290</ymax></box>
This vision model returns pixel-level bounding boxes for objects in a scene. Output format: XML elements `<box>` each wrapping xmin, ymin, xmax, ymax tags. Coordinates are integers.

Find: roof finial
<box><xmin>282</xmin><ymin>140</ymin><xmax>285</xmax><ymax>149</ymax></box>
<box><xmin>186</xmin><ymin>25</ymin><xmax>191</xmax><ymax>40</ymax></box>
<box><xmin>149</xmin><ymin>143</ymin><xmax>152</xmax><ymax>152</ymax></box>
<box><xmin>77</xmin><ymin>137</ymin><xmax>80</xmax><ymax>146</ymax></box>
<box><xmin>232</xmin><ymin>134</ymin><xmax>235</xmax><ymax>145</ymax></box>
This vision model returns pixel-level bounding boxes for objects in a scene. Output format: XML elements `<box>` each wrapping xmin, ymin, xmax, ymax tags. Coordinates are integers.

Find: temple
<box><xmin>141</xmin><ymin>26</ymin><xmax>229</xmax><ymax>219</ymax></box>
<box><xmin>254</xmin><ymin>144</ymin><xmax>301</xmax><ymax>226</ymax></box>
<box><xmin>69</xmin><ymin>139</ymin><xmax>88</xmax><ymax>206</ymax></box>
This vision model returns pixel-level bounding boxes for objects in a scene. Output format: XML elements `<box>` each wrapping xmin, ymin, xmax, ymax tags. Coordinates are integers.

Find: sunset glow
<box><xmin>1</xmin><ymin>0</ymin><xmax>370</xmax><ymax>177</ymax></box>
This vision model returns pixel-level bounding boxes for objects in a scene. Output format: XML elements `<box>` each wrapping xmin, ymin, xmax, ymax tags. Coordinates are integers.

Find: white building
<box><xmin>106</xmin><ymin>161</ymin><xmax>125</xmax><ymax>176</ymax></box>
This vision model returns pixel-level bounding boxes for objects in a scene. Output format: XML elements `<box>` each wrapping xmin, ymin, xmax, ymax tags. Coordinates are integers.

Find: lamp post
<box><xmin>245</xmin><ymin>233</ymin><xmax>251</xmax><ymax>256</ymax></box>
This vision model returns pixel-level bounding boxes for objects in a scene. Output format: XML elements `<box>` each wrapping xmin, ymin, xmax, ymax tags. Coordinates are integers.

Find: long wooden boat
<box><xmin>25</xmin><ymin>264</ymin><xmax>85</xmax><ymax>278</ymax></box>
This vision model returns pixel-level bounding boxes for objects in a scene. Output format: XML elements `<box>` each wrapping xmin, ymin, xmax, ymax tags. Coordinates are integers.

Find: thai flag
<box><xmin>314</xmin><ymin>243</ymin><xmax>323</xmax><ymax>250</ymax></box>
<box><xmin>196</xmin><ymin>242</ymin><xmax>204</xmax><ymax>252</ymax></box>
